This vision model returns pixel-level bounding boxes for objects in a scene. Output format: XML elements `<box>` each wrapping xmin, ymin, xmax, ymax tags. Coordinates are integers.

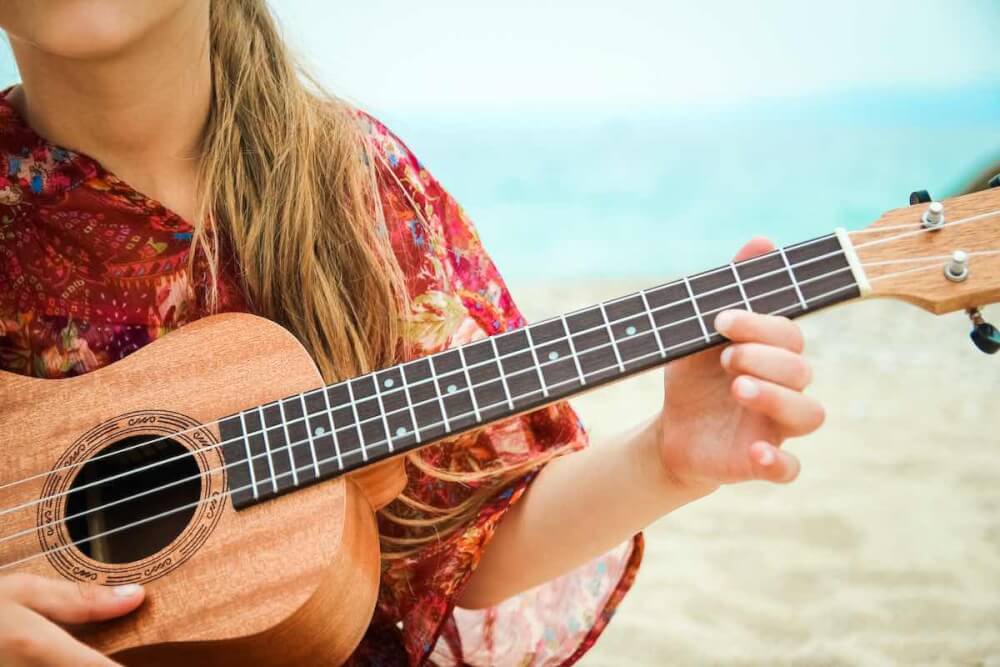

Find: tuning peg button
<box><xmin>922</xmin><ymin>201</ymin><xmax>945</xmax><ymax>229</ymax></box>
<box><xmin>988</xmin><ymin>173</ymin><xmax>1000</xmax><ymax>189</ymax></box>
<box><xmin>971</xmin><ymin>323</ymin><xmax>1000</xmax><ymax>354</ymax></box>
<box><xmin>910</xmin><ymin>190</ymin><xmax>932</xmax><ymax>205</ymax></box>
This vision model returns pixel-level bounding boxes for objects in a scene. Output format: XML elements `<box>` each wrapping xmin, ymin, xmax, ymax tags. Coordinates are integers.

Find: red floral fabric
<box><xmin>0</xmin><ymin>89</ymin><xmax>641</xmax><ymax>666</ymax></box>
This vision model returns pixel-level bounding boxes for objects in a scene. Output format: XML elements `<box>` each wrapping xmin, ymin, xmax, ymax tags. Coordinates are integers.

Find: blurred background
<box><xmin>4</xmin><ymin>2</ymin><xmax>998</xmax><ymax>664</ymax></box>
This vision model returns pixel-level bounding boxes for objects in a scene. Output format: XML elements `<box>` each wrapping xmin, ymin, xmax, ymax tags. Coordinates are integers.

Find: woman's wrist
<box><xmin>631</xmin><ymin>412</ymin><xmax>719</xmax><ymax>507</ymax></box>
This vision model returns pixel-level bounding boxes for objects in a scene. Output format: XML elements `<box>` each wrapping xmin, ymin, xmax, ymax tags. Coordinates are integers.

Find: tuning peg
<box><xmin>910</xmin><ymin>190</ymin><xmax>932</xmax><ymax>205</ymax></box>
<box><xmin>968</xmin><ymin>308</ymin><xmax>1000</xmax><ymax>355</ymax></box>
<box><xmin>988</xmin><ymin>173</ymin><xmax>1000</xmax><ymax>189</ymax></box>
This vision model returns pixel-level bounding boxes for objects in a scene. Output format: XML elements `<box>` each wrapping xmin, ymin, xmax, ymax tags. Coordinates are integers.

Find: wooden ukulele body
<box><xmin>0</xmin><ymin>314</ymin><xmax>406</xmax><ymax>666</ymax></box>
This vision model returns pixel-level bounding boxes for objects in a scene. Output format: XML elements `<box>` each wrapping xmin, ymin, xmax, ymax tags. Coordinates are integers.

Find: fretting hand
<box><xmin>656</xmin><ymin>238</ymin><xmax>826</xmax><ymax>491</ymax></box>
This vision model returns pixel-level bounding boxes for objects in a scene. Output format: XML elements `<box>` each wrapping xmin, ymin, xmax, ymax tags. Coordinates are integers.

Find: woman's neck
<box><xmin>5</xmin><ymin>2</ymin><xmax>212</xmax><ymax>221</ymax></box>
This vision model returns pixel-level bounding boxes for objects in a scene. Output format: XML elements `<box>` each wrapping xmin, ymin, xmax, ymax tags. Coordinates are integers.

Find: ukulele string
<box><xmin>1</xmin><ymin>277</ymin><xmax>880</xmax><ymax>571</ymax></box>
<box><xmin>8</xmin><ymin>202</ymin><xmax>998</xmax><ymax>498</ymax></box>
<box><xmin>853</xmin><ymin>208</ymin><xmax>1000</xmax><ymax>250</ymax></box>
<box><xmin>0</xmin><ymin>232</ymin><xmax>853</xmax><ymax>497</ymax></box>
<box><xmin>5</xmin><ymin>204</ymin><xmax>998</xmax><ymax>500</ymax></box>
<box><xmin>3</xmin><ymin>205</ymin><xmax>998</xmax><ymax>513</ymax></box>
<box><xmin>1</xmin><ymin>250</ymin><xmax>976</xmax><ymax>553</ymax></box>
<box><xmin>859</xmin><ymin>249</ymin><xmax>1000</xmax><ymax>267</ymax></box>
<box><xmin>0</xmin><ymin>260</ymin><xmax>858</xmax><ymax>528</ymax></box>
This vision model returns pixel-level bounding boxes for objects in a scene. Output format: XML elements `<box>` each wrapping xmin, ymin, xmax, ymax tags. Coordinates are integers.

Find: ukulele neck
<box><xmin>219</xmin><ymin>233</ymin><xmax>863</xmax><ymax>509</ymax></box>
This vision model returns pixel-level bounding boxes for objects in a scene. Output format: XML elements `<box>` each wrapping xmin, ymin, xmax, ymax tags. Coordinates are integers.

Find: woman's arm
<box><xmin>457</xmin><ymin>413</ymin><xmax>704</xmax><ymax>609</ymax></box>
<box><xmin>457</xmin><ymin>239</ymin><xmax>824</xmax><ymax>609</ymax></box>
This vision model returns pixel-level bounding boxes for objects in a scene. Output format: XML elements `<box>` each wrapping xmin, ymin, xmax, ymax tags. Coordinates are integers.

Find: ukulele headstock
<box><xmin>851</xmin><ymin>186</ymin><xmax>1000</xmax><ymax>315</ymax></box>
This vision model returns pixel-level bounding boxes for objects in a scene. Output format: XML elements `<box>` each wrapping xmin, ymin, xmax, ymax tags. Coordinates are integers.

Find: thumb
<box><xmin>733</xmin><ymin>237</ymin><xmax>775</xmax><ymax>262</ymax></box>
<box><xmin>2</xmin><ymin>574</ymin><xmax>145</xmax><ymax>625</ymax></box>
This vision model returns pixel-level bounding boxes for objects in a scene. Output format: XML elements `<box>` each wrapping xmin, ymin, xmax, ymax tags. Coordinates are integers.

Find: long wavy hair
<box><xmin>199</xmin><ymin>0</ymin><xmax>560</xmax><ymax>559</ymax></box>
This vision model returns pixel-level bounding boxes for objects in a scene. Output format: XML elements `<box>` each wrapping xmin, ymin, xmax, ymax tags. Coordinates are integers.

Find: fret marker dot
<box><xmin>314</xmin><ymin>426</ymin><xmax>326</xmax><ymax>437</ymax></box>
<box><xmin>395</xmin><ymin>427</ymin><xmax>407</xmax><ymax>437</ymax></box>
<box><xmin>383</xmin><ymin>378</ymin><xmax>394</xmax><ymax>388</ymax></box>
<box><xmin>548</xmin><ymin>351</ymin><xmax>559</xmax><ymax>361</ymax></box>
<box><xmin>447</xmin><ymin>384</ymin><xmax>458</xmax><ymax>394</ymax></box>
<box><xmin>626</xmin><ymin>326</ymin><xmax>637</xmax><ymax>336</ymax></box>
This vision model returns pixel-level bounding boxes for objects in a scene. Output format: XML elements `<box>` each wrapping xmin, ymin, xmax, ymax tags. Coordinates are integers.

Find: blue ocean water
<box><xmin>382</xmin><ymin>85</ymin><xmax>1000</xmax><ymax>285</ymax></box>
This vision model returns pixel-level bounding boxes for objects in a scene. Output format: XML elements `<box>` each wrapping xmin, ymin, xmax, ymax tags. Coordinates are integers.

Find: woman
<box><xmin>0</xmin><ymin>1</ymin><xmax>824</xmax><ymax>665</ymax></box>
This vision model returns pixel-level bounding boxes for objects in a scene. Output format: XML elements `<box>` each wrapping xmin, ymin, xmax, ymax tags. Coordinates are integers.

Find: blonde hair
<box><xmin>199</xmin><ymin>0</ymin><xmax>562</xmax><ymax>559</ymax></box>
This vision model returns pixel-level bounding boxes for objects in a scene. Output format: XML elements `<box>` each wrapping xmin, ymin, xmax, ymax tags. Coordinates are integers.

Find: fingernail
<box><xmin>758</xmin><ymin>445</ymin><xmax>775</xmax><ymax>466</ymax></box>
<box><xmin>734</xmin><ymin>377</ymin><xmax>758</xmax><ymax>399</ymax></box>
<box><xmin>720</xmin><ymin>346</ymin><xmax>734</xmax><ymax>367</ymax></box>
<box><xmin>715</xmin><ymin>310</ymin><xmax>737</xmax><ymax>333</ymax></box>
<box><xmin>113</xmin><ymin>584</ymin><xmax>142</xmax><ymax>597</ymax></box>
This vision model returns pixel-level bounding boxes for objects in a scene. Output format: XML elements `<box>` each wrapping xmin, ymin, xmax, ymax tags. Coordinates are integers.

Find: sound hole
<box><xmin>65</xmin><ymin>435</ymin><xmax>201</xmax><ymax>564</ymax></box>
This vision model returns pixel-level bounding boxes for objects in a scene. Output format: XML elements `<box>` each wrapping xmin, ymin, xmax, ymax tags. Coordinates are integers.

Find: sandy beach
<box><xmin>516</xmin><ymin>281</ymin><xmax>1000</xmax><ymax>666</ymax></box>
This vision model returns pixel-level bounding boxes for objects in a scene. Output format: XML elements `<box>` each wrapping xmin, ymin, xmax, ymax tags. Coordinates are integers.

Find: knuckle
<box><xmin>0</xmin><ymin>628</ymin><xmax>42</xmax><ymax>660</ymax></box>
<box><xmin>787</xmin><ymin>323</ymin><xmax>806</xmax><ymax>352</ymax></box>
<box><xmin>726</xmin><ymin>345</ymin><xmax>746</xmax><ymax>371</ymax></box>
<box><xmin>796</xmin><ymin>358</ymin><xmax>813</xmax><ymax>388</ymax></box>
<box><xmin>2</xmin><ymin>573</ymin><xmax>37</xmax><ymax>600</ymax></box>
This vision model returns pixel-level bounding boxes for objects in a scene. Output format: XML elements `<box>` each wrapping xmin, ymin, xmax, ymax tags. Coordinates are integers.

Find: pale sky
<box><xmin>269</xmin><ymin>0</ymin><xmax>1000</xmax><ymax>112</ymax></box>
<box><xmin>2</xmin><ymin>1</ymin><xmax>998</xmax><ymax>111</ymax></box>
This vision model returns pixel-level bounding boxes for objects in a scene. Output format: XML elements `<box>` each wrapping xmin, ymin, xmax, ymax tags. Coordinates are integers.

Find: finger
<box><xmin>748</xmin><ymin>441</ymin><xmax>801</xmax><ymax>484</ymax></box>
<box><xmin>732</xmin><ymin>237</ymin><xmax>776</xmax><ymax>262</ymax></box>
<box><xmin>0</xmin><ymin>605</ymin><xmax>119</xmax><ymax>667</ymax></box>
<box><xmin>720</xmin><ymin>343</ymin><xmax>812</xmax><ymax>391</ymax></box>
<box><xmin>713</xmin><ymin>310</ymin><xmax>805</xmax><ymax>354</ymax></box>
<box><xmin>731</xmin><ymin>376</ymin><xmax>826</xmax><ymax>436</ymax></box>
<box><xmin>0</xmin><ymin>574</ymin><xmax>144</xmax><ymax>625</ymax></box>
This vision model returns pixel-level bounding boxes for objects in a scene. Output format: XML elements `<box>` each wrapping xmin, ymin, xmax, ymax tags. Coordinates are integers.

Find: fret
<box><xmin>523</xmin><ymin>327</ymin><xmax>550</xmax><ymax>398</ymax></box>
<box><xmin>736</xmin><ymin>252</ymin><xmax>801</xmax><ymax>316</ymax></box>
<box><xmin>456</xmin><ymin>348</ymin><xmax>483</xmax><ymax>423</ymax></box>
<box><xmin>645</xmin><ymin>282</ymin><xmax>709</xmax><ymax>358</ymax></box>
<box><xmin>778</xmin><ymin>246</ymin><xmax>808</xmax><ymax>310</ymax></box>
<box><xmin>257</xmin><ymin>406</ymin><xmax>283</xmax><ymax>492</ymax></box>
<box><xmin>566</xmin><ymin>307</ymin><xmax>618</xmax><ymax>384</ymax></box>
<box><xmin>242</xmin><ymin>408</ymin><xmax>273</xmax><ymax>497</ymax></box>
<box><xmin>528</xmin><ymin>319</ymin><xmax>582</xmax><ymax>395</ymax></box>
<box><xmin>604</xmin><ymin>294</ymin><xmax>659</xmax><ymax>371</ymax></box>
<box><xmin>403</xmin><ymin>359</ymin><xmax>448</xmax><ymax>442</ymax></box>
<box><xmin>786</xmin><ymin>236</ymin><xmax>860</xmax><ymax>310</ymax></box>
<box><xmin>425</xmin><ymin>353</ymin><xmax>453</xmax><ymax>433</ymax></box>
<box><xmin>638</xmin><ymin>290</ymin><xmax>666</xmax><ymax>357</ymax></box>
<box><xmin>297</xmin><ymin>394</ymin><xmax>320</xmax><ymax>478</ymax></box>
<box><xmin>433</xmin><ymin>351</ymin><xmax>477</xmax><ymax>432</ymax></box>
<box><xmin>465</xmin><ymin>339</ymin><xmax>510</xmax><ymax>422</ymax></box>
<box><xmin>304</xmin><ymin>387</ymin><xmax>341</xmax><ymax>477</ymax></box>
<box><xmin>328</xmin><ymin>383</ymin><xmax>365</xmax><ymax>470</ymax></box>
<box><xmin>261</xmin><ymin>403</ymin><xmax>295</xmax><ymax>493</ymax></box>
<box><xmin>376</xmin><ymin>367</ymin><xmax>417</xmax><ymax>451</ymax></box>
<box><xmin>219</xmin><ymin>414</ymin><xmax>256</xmax><ymax>509</ymax></box>
<box><xmin>371</xmin><ymin>372</ymin><xmax>397</xmax><ymax>454</ymax></box>
<box><xmin>560</xmin><ymin>315</ymin><xmax>587</xmax><ymax>385</ymax></box>
<box><xmin>731</xmin><ymin>263</ymin><xmax>752</xmax><ymax>312</ymax></box>
<box><xmin>344</xmin><ymin>379</ymin><xmax>368</xmax><ymax>462</ymax></box>
<box><xmin>277</xmin><ymin>399</ymin><xmax>299</xmax><ymax>486</ymax></box>
<box><xmin>237</xmin><ymin>412</ymin><xmax>259</xmax><ymax>501</ymax></box>
<box><xmin>351</xmin><ymin>376</ymin><xmax>390</xmax><ymax>460</ymax></box>
<box><xmin>489</xmin><ymin>336</ymin><xmax>516</xmax><ymax>412</ymax></box>
<box><xmin>690</xmin><ymin>266</ymin><xmax>746</xmax><ymax>337</ymax></box>
<box><xmin>597</xmin><ymin>303</ymin><xmax>626</xmax><ymax>372</ymax></box>
<box><xmin>393</xmin><ymin>366</ymin><xmax>422</xmax><ymax>442</ymax></box>
<box><xmin>682</xmin><ymin>276</ymin><xmax>711</xmax><ymax>343</ymax></box>
<box><xmin>496</xmin><ymin>330</ymin><xmax>544</xmax><ymax>410</ymax></box>
<box><xmin>282</xmin><ymin>396</ymin><xmax>315</xmax><ymax>486</ymax></box>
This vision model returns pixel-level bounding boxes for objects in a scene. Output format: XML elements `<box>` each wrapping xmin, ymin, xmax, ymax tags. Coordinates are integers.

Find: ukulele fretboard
<box><xmin>219</xmin><ymin>234</ymin><xmax>860</xmax><ymax>509</ymax></box>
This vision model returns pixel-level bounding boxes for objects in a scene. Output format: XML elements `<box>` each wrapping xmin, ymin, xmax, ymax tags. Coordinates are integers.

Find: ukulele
<box><xmin>1</xmin><ymin>186</ymin><xmax>998</xmax><ymax>666</ymax></box>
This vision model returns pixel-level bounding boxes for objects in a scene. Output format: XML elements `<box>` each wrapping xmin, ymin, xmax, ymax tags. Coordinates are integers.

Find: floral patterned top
<box><xmin>0</xmin><ymin>89</ymin><xmax>642</xmax><ymax>666</ymax></box>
